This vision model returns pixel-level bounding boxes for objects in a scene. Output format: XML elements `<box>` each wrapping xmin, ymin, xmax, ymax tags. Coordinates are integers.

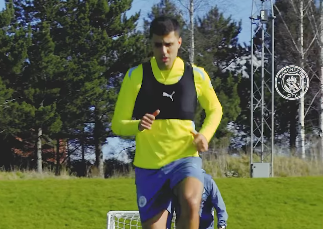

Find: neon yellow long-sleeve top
<box><xmin>111</xmin><ymin>57</ymin><xmax>223</xmax><ymax>169</ymax></box>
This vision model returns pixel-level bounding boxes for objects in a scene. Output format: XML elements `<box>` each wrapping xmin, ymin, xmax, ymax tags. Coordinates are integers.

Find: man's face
<box><xmin>151</xmin><ymin>31</ymin><xmax>182</xmax><ymax>70</ymax></box>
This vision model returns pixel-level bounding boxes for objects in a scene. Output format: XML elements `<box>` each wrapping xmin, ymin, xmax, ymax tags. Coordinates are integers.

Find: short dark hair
<box><xmin>149</xmin><ymin>16</ymin><xmax>181</xmax><ymax>39</ymax></box>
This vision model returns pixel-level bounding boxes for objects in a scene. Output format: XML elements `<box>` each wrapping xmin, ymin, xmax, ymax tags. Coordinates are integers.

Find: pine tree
<box><xmin>0</xmin><ymin>0</ymin><xmax>31</xmax><ymax>135</ymax></box>
<box><xmin>4</xmin><ymin>0</ymin><xmax>66</xmax><ymax>172</ymax></box>
<box><xmin>19</xmin><ymin>23</ymin><xmax>63</xmax><ymax>172</ymax></box>
<box><xmin>0</xmin><ymin>0</ymin><xmax>35</xmax><ymax>169</ymax></box>
<box><xmin>52</xmin><ymin>0</ymin><xmax>144</xmax><ymax>177</ymax></box>
<box><xmin>0</xmin><ymin>0</ymin><xmax>16</xmax><ymax>135</ymax></box>
<box><xmin>192</xmin><ymin>6</ymin><xmax>243</xmax><ymax>148</ymax></box>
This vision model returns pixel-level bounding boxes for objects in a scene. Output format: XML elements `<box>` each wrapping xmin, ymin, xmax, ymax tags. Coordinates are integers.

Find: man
<box><xmin>167</xmin><ymin>169</ymin><xmax>228</xmax><ymax>229</ymax></box>
<box><xmin>111</xmin><ymin>15</ymin><xmax>223</xmax><ymax>229</ymax></box>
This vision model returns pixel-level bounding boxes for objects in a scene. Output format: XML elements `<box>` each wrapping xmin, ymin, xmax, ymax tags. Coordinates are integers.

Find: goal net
<box><xmin>107</xmin><ymin>211</ymin><xmax>176</xmax><ymax>229</ymax></box>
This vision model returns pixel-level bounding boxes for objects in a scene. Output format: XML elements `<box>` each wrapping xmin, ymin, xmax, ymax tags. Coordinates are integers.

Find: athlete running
<box><xmin>111</xmin><ymin>15</ymin><xmax>223</xmax><ymax>229</ymax></box>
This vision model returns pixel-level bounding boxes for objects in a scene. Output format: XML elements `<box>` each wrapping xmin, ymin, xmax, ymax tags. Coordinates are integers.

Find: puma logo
<box><xmin>162</xmin><ymin>91</ymin><xmax>175</xmax><ymax>101</ymax></box>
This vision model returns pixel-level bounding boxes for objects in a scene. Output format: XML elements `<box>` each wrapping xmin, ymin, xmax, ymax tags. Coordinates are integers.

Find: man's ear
<box><xmin>178</xmin><ymin>37</ymin><xmax>182</xmax><ymax>47</ymax></box>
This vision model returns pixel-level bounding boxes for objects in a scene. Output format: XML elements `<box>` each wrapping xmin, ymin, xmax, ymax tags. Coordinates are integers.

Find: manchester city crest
<box><xmin>275</xmin><ymin>65</ymin><xmax>309</xmax><ymax>100</ymax></box>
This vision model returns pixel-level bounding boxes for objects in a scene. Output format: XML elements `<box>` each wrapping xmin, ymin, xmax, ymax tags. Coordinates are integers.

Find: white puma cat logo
<box><xmin>162</xmin><ymin>91</ymin><xmax>175</xmax><ymax>101</ymax></box>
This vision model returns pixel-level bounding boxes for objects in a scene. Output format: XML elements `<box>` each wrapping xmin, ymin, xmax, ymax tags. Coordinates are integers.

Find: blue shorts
<box><xmin>135</xmin><ymin>156</ymin><xmax>204</xmax><ymax>222</ymax></box>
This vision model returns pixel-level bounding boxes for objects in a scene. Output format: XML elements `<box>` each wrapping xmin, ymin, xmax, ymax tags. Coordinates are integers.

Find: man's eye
<box><xmin>154</xmin><ymin>43</ymin><xmax>173</xmax><ymax>47</ymax></box>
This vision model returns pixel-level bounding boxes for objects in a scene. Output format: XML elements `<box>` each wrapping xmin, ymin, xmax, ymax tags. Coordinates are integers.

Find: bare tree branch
<box><xmin>289</xmin><ymin>0</ymin><xmax>299</xmax><ymax>13</ymax></box>
<box><xmin>274</xmin><ymin>4</ymin><xmax>300</xmax><ymax>52</ymax></box>
<box><xmin>304</xmin><ymin>34</ymin><xmax>317</xmax><ymax>54</ymax></box>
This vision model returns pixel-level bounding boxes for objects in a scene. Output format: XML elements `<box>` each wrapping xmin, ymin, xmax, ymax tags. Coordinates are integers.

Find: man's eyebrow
<box><xmin>154</xmin><ymin>41</ymin><xmax>173</xmax><ymax>43</ymax></box>
<box><xmin>153</xmin><ymin>41</ymin><xmax>173</xmax><ymax>46</ymax></box>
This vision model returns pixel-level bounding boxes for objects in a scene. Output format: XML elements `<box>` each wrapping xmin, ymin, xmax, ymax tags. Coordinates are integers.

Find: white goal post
<box><xmin>107</xmin><ymin>211</ymin><xmax>176</xmax><ymax>229</ymax></box>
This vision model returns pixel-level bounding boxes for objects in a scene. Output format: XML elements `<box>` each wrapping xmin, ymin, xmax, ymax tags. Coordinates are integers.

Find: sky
<box><xmin>125</xmin><ymin>0</ymin><xmax>254</xmax><ymax>45</ymax></box>
<box><xmin>0</xmin><ymin>0</ymin><xmax>254</xmax><ymax>45</ymax></box>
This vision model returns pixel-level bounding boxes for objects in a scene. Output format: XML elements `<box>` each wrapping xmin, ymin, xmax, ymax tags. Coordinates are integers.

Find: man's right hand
<box><xmin>138</xmin><ymin>110</ymin><xmax>160</xmax><ymax>131</ymax></box>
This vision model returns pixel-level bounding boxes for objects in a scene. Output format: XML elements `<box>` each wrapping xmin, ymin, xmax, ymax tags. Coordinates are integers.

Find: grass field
<box><xmin>0</xmin><ymin>176</ymin><xmax>323</xmax><ymax>229</ymax></box>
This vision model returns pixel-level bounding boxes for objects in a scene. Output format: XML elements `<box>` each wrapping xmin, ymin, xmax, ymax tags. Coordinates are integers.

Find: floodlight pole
<box><xmin>250</xmin><ymin>0</ymin><xmax>275</xmax><ymax>178</ymax></box>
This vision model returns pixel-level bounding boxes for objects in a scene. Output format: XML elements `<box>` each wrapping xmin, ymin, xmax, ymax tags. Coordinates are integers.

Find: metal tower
<box><xmin>250</xmin><ymin>0</ymin><xmax>275</xmax><ymax>178</ymax></box>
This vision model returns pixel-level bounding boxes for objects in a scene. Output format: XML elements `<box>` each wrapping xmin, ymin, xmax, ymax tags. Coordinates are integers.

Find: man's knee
<box><xmin>182</xmin><ymin>193</ymin><xmax>202</xmax><ymax>213</ymax></box>
<box><xmin>176</xmin><ymin>177</ymin><xmax>203</xmax><ymax>215</ymax></box>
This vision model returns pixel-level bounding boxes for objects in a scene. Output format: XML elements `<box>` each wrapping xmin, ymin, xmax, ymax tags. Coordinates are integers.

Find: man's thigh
<box><xmin>168</xmin><ymin>156</ymin><xmax>204</xmax><ymax>190</ymax></box>
<box><xmin>168</xmin><ymin>157</ymin><xmax>204</xmax><ymax>212</ymax></box>
<box><xmin>135</xmin><ymin>167</ymin><xmax>173</xmax><ymax>224</ymax></box>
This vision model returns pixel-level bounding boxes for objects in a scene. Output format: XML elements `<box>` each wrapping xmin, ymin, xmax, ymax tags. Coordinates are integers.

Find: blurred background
<box><xmin>0</xmin><ymin>0</ymin><xmax>322</xmax><ymax>179</ymax></box>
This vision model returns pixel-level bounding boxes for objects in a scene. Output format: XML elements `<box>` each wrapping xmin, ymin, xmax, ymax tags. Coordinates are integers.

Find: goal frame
<box><xmin>107</xmin><ymin>210</ymin><xmax>176</xmax><ymax>229</ymax></box>
<box><xmin>107</xmin><ymin>211</ymin><xmax>138</xmax><ymax>229</ymax></box>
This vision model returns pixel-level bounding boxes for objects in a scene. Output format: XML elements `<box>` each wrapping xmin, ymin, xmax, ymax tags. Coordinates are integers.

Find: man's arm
<box><xmin>111</xmin><ymin>66</ymin><xmax>142</xmax><ymax>136</ymax></box>
<box><xmin>194</xmin><ymin>67</ymin><xmax>223</xmax><ymax>142</ymax></box>
<box><xmin>210</xmin><ymin>180</ymin><xmax>228</xmax><ymax>228</ymax></box>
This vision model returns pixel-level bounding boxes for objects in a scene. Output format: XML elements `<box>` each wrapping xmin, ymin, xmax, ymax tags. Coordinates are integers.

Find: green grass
<box><xmin>0</xmin><ymin>177</ymin><xmax>323</xmax><ymax>229</ymax></box>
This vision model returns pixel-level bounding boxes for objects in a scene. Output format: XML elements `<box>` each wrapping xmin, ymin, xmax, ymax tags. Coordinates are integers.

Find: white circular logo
<box><xmin>138</xmin><ymin>196</ymin><xmax>147</xmax><ymax>208</ymax></box>
<box><xmin>275</xmin><ymin>65</ymin><xmax>309</xmax><ymax>100</ymax></box>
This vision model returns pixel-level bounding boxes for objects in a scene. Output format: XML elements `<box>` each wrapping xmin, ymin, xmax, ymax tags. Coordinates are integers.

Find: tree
<box><xmin>52</xmin><ymin>0</ymin><xmax>145</xmax><ymax>177</ymax></box>
<box><xmin>273</xmin><ymin>0</ymin><xmax>319</xmax><ymax>154</ymax></box>
<box><xmin>0</xmin><ymin>78</ymin><xmax>13</xmax><ymax>135</ymax></box>
<box><xmin>11</xmin><ymin>17</ymin><xmax>64</xmax><ymax>172</ymax></box>
<box><xmin>0</xmin><ymin>0</ymin><xmax>18</xmax><ymax>136</ymax></box>
<box><xmin>0</xmin><ymin>0</ymin><xmax>36</xmax><ymax>169</ymax></box>
<box><xmin>192</xmin><ymin>6</ymin><xmax>243</xmax><ymax>148</ymax></box>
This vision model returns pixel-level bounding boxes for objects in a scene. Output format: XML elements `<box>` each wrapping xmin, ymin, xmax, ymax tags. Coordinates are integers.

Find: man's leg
<box><xmin>141</xmin><ymin>211</ymin><xmax>169</xmax><ymax>229</ymax></box>
<box><xmin>169</xmin><ymin>157</ymin><xmax>204</xmax><ymax>229</ymax></box>
<box><xmin>174</xmin><ymin>177</ymin><xmax>203</xmax><ymax>229</ymax></box>
<box><xmin>135</xmin><ymin>167</ymin><xmax>172</xmax><ymax>229</ymax></box>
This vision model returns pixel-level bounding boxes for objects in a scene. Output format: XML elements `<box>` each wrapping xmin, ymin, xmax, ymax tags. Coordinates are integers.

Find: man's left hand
<box><xmin>191</xmin><ymin>131</ymin><xmax>208</xmax><ymax>152</ymax></box>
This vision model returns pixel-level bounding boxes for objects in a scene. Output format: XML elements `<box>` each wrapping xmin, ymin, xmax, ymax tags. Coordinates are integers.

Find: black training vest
<box><xmin>132</xmin><ymin>61</ymin><xmax>197</xmax><ymax>120</ymax></box>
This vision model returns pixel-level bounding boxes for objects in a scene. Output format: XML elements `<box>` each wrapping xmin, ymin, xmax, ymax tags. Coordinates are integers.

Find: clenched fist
<box><xmin>191</xmin><ymin>130</ymin><xmax>208</xmax><ymax>152</ymax></box>
<box><xmin>138</xmin><ymin>110</ymin><xmax>160</xmax><ymax>131</ymax></box>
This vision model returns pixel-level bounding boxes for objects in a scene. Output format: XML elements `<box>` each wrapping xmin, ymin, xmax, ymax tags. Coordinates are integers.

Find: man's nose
<box><xmin>161</xmin><ymin>45</ymin><xmax>167</xmax><ymax>54</ymax></box>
